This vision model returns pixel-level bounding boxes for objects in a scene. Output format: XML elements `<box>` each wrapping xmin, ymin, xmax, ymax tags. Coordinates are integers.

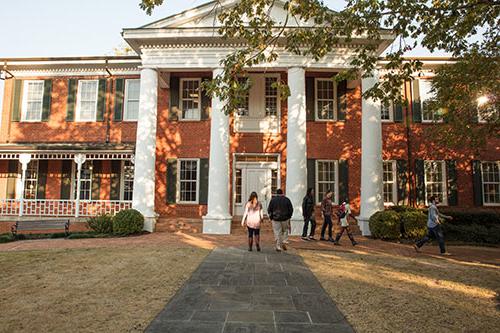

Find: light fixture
<box><xmin>477</xmin><ymin>95</ymin><xmax>489</xmax><ymax>107</ymax></box>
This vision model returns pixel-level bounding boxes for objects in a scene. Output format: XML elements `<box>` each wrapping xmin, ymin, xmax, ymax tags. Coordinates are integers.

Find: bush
<box><xmin>439</xmin><ymin>210</ymin><xmax>500</xmax><ymax>227</ymax></box>
<box><xmin>369</xmin><ymin>210</ymin><xmax>401</xmax><ymax>240</ymax></box>
<box><xmin>400</xmin><ymin>211</ymin><xmax>427</xmax><ymax>239</ymax></box>
<box><xmin>388</xmin><ymin>205</ymin><xmax>421</xmax><ymax>214</ymax></box>
<box><xmin>0</xmin><ymin>233</ymin><xmax>15</xmax><ymax>243</ymax></box>
<box><xmin>87</xmin><ymin>214</ymin><xmax>113</xmax><ymax>234</ymax></box>
<box><xmin>112</xmin><ymin>209</ymin><xmax>144</xmax><ymax>235</ymax></box>
<box><xmin>442</xmin><ymin>223</ymin><xmax>500</xmax><ymax>244</ymax></box>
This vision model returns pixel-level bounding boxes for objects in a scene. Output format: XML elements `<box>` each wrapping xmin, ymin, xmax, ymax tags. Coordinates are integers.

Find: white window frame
<box><xmin>480</xmin><ymin>161</ymin><xmax>500</xmax><ymax>206</ymax></box>
<box><xmin>424</xmin><ymin>160</ymin><xmax>448</xmax><ymax>205</ymax></box>
<box><xmin>381</xmin><ymin>101</ymin><xmax>394</xmax><ymax>123</ymax></box>
<box><xmin>179</xmin><ymin>78</ymin><xmax>202</xmax><ymax>121</ymax></box>
<box><xmin>177</xmin><ymin>158</ymin><xmax>200</xmax><ymax>204</ymax></box>
<box><xmin>315</xmin><ymin>160</ymin><xmax>339</xmax><ymax>204</ymax></box>
<box><xmin>382</xmin><ymin>160</ymin><xmax>397</xmax><ymax>205</ymax></box>
<box><xmin>264</xmin><ymin>76</ymin><xmax>280</xmax><ymax>117</ymax></box>
<box><xmin>75</xmin><ymin>80</ymin><xmax>99</xmax><ymax>122</ymax></box>
<box><xmin>419</xmin><ymin>79</ymin><xmax>443</xmax><ymax>123</ymax></box>
<box><xmin>21</xmin><ymin>80</ymin><xmax>45</xmax><ymax>122</ymax></box>
<box><xmin>315</xmin><ymin>78</ymin><xmax>337</xmax><ymax>121</ymax></box>
<box><xmin>72</xmin><ymin>161</ymin><xmax>93</xmax><ymax>200</ymax></box>
<box><xmin>23</xmin><ymin>160</ymin><xmax>39</xmax><ymax>199</ymax></box>
<box><xmin>120</xmin><ymin>160</ymin><xmax>134</xmax><ymax>201</ymax></box>
<box><xmin>123</xmin><ymin>79</ymin><xmax>140</xmax><ymax>121</ymax></box>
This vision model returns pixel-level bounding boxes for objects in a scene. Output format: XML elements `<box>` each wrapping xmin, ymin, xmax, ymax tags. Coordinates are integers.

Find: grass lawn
<box><xmin>301</xmin><ymin>249</ymin><xmax>500</xmax><ymax>333</ymax></box>
<box><xmin>0</xmin><ymin>246</ymin><xmax>208</xmax><ymax>333</ymax></box>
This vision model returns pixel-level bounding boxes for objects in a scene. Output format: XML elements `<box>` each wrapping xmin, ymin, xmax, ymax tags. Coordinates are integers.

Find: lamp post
<box><xmin>18</xmin><ymin>154</ymin><xmax>32</xmax><ymax>217</ymax></box>
<box><xmin>74</xmin><ymin>154</ymin><xmax>86</xmax><ymax>217</ymax></box>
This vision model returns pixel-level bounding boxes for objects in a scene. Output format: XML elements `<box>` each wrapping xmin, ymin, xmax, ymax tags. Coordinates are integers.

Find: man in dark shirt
<box><xmin>267</xmin><ymin>189</ymin><xmax>294</xmax><ymax>252</ymax></box>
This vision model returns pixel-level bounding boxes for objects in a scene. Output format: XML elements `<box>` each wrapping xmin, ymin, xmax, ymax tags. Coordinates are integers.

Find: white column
<box><xmin>358</xmin><ymin>70</ymin><xmax>384</xmax><ymax>235</ymax></box>
<box><xmin>132</xmin><ymin>67</ymin><xmax>159</xmax><ymax>232</ymax></box>
<box><xmin>73</xmin><ymin>153</ymin><xmax>86</xmax><ymax>218</ymax></box>
<box><xmin>203</xmin><ymin>67</ymin><xmax>232</xmax><ymax>234</ymax></box>
<box><xmin>18</xmin><ymin>153</ymin><xmax>31</xmax><ymax>217</ymax></box>
<box><xmin>286</xmin><ymin>67</ymin><xmax>307</xmax><ymax>235</ymax></box>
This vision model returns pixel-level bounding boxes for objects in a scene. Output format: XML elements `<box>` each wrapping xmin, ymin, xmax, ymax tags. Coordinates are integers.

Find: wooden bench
<box><xmin>11</xmin><ymin>219</ymin><xmax>70</xmax><ymax>238</ymax></box>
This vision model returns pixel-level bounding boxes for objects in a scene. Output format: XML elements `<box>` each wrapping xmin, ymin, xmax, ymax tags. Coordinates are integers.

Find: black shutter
<box><xmin>199</xmin><ymin>158</ymin><xmax>209</xmax><ymax>204</ymax></box>
<box><xmin>110</xmin><ymin>160</ymin><xmax>121</xmax><ymax>200</ymax></box>
<box><xmin>114</xmin><ymin>79</ymin><xmax>125</xmax><ymax>121</ymax></box>
<box><xmin>200</xmin><ymin>77</ymin><xmax>211</xmax><ymax>120</ymax></box>
<box><xmin>396</xmin><ymin>159</ymin><xmax>408</xmax><ymax>205</ymax></box>
<box><xmin>96</xmin><ymin>79</ymin><xmax>107</xmax><ymax>122</ymax></box>
<box><xmin>41</xmin><ymin>80</ymin><xmax>53</xmax><ymax>122</ymax></box>
<box><xmin>412</xmin><ymin>79</ymin><xmax>422</xmax><ymax>123</ymax></box>
<box><xmin>66</xmin><ymin>79</ymin><xmax>77</xmax><ymax>121</ymax></box>
<box><xmin>305</xmin><ymin>77</ymin><xmax>315</xmax><ymax>121</ymax></box>
<box><xmin>36</xmin><ymin>160</ymin><xmax>49</xmax><ymax>199</ymax></box>
<box><xmin>166</xmin><ymin>159</ymin><xmax>177</xmax><ymax>204</ymax></box>
<box><xmin>6</xmin><ymin>160</ymin><xmax>18</xmax><ymax>199</ymax></box>
<box><xmin>415</xmin><ymin>159</ymin><xmax>426</xmax><ymax>205</ymax></box>
<box><xmin>446</xmin><ymin>160</ymin><xmax>458</xmax><ymax>206</ymax></box>
<box><xmin>394</xmin><ymin>103</ymin><xmax>403</xmax><ymax>122</ymax></box>
<box><xmin>11</xmin><ymin>80</ymin><xmax>23</xmax><ymax>122</ymax></box>
<box><xmin>169</xmin><ymin>76</ymin><xmax>180</xmax><ymax>121</ymax></box>
<box><xmin>307</xmin><ymin>159</ymin><xmax>316</xmax><ymax>203</ymax></box>
<box><xmin>472</xmin><ymin>160</ymin><xmax>483</xmax><ymax>206</ymax></box>
<box><xmin>338</xmin><ymin>159</ymin><xmax>349</xmax><ymax>202</ymax></box>
<box><xmin>336</xmin><ymin>79</ymin><xmax>347</xmax><ymax>121</ymax></box>
<box><xmin>60</xmin><ymin>160</ymin><xmax>73</xmax><ymax>199</ymax></box>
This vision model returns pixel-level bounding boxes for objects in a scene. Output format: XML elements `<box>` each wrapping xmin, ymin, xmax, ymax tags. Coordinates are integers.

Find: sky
<box><xmin>0</xmin><ymin>0</ymin><xmax>447</xmax><ymax>109</ymax></box>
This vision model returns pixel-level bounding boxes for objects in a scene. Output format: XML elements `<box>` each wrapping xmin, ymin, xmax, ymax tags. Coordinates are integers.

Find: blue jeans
<box><xmin>416</xmin><ymin>225</ymin><xmax>446</xmax><ymax>253</ymax></box>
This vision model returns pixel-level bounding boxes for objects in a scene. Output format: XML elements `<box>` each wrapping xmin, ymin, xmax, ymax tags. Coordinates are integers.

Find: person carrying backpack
<box><xmin>267</xmin><ymin>189</ymin><xmax>294</xmax><ymax>252</ymax></box>
<box><xmin>301</xmin><ymin>188</ymin><xmax>316</xmax><ymax>241</ymax></box>
<box><xmin>333</xmin><ymin>201</ymin><xmax>358</xmax><ymax>246</ymax></box>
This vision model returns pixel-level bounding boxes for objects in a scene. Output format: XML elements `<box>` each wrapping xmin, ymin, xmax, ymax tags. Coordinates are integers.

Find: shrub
<box><xmin>0</xmin><ymin>233</ymin><xmax>15</xmax><ymax>243</ymax></box>
<box><xmin>439</xmin><ymin>210</ymin><xmax>500</xmax><ymax>228</ymax></box>
<box><xmin>388</xmin><ymin>205</ymin><xmax>421</xmax><ymax>214</ymax></box>
<box><xmin>369</xmin><ymin>210</ymin><xmax>401</xmax><ymax>240</ymax></box>
<box><xmin>442</xmin><ymin>223</ymin><xmax>500</xmax><ymax>244</ymax></box>
<box><xmin>400</xmin><ymin>210</ymin><xmax>427</xmax><ymax>239</ymax></box>
<box><xmin>87</xmin><ymin>214</ymin><xmax>113</xmax><ymax>234</ymax></box>
<box><xmin>112</xmin><ymin>209</ymin><xmax>144</xmax><ymax>235</ymax></box>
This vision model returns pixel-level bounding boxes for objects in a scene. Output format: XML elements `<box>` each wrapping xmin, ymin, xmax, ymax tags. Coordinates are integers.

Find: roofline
<box><xmin>0</xmin><ymin>55</ymin><xmax>140</xmax><ymax>63</ymax></box>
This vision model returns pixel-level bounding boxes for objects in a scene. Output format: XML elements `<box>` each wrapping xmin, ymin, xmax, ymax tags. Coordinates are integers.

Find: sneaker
<box><xmin>328</xmin><ymin>238</ymin><xmax>335</xmax><ymax>242</ymax></box>
<box><xmin>351</xmin><ymin>241</ymin><xmax>358</xmax><ymax>246</ymax></box>
<box><xmin>320</xmin><ymin>237</ymin><xmax>327</xmax><ymax>241</ymax></box>
<box><xmin>256</xmin><ymin>245</ymin><xmax>261</xmax><ymax>252</ymax></box>
<box><xmin>413</xmin><ymin>244</ymin><xmax>420</xmax><ymax>253</ymax></box>
<box><xmin>248</xmin><ymin>248</ymin><xmax>252</xmax><ymax>252</ymax></box>
<box><xmin>440</xmin><ymin>252</ymin><xmax>452</xmax><ymax>256</ymax></box>
<box><xmin>282</xmin><ymin>244</ymin><xmax>287</xmax><ymax>251</ymax></box>
<box><xmin>275</xmin><ymin>247</ymin><xmax>282</xmax><ymax>252</ymax></box>
<box><xmin>333</xmin><ymin>241</ymin><xmax>340</xmax><ymax>246</ymax></box>
<box><xmin>308</xmin><ymin>236</ymin><xmax>317</xmax><ymax>241</ymax></box>
<box><xmin>301</xmin><ymin>236</ymin><xmax>309</xmax><ymax>241</ymax></box>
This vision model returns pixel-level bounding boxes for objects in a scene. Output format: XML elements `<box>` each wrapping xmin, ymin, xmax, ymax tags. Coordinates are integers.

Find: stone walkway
<box><xmin>146</xmin><ymin>247</ymin><xmax>354</xmax><ymax>333</ymax></box>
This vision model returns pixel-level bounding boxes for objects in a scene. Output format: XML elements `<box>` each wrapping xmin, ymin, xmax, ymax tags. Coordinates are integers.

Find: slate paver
<box><xmin>145</xmin><ymin>247</ymin><xmax>353</xmax><ymax>332</ymax></box>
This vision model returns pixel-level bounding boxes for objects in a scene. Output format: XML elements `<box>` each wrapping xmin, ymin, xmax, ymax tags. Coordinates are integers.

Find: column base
<box><xmin>202</xmin><ymin>215</ymin><xmax>232</xmax><ymax>234</ymax></box>
<box><xmin>357</xmin><ymin>216</ymin><xmax>372</xmax><ymax>236</ymax></box>
<box><xmin>289</xmin><ymin>218</ymin><xmax>304</xmax><ymax>236</ymax></box>
<box><xmin>143</xmin><ymin>217</ymin><xmax>157</xmax><ymax>233</ymax></box>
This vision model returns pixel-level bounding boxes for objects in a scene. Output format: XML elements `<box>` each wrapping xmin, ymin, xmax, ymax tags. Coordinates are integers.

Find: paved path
<box><xmin>146</xmin><ymin>247</ymin><xmax>354</xmax><ymax>333</ymax></box>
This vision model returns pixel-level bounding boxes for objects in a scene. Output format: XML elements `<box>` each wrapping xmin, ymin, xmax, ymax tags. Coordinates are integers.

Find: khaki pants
<box><xmin>272</xmin><ymin>220</ymin><xmax>289</xmax><ymax>249</ymax></box>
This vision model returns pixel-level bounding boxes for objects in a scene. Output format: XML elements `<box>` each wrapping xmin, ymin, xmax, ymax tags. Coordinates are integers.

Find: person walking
<box><xmin>320</xmin><ymin>190</ymin><xmax>334</xmax><ymax>242</ymax></box>
<box><xmin>301</xmin><ymin>188</ymin><xmax>316</xmax><ymax>241</ymax></box>
<box><xmin>414</xmin><ymin>196</ymin><xmax>453</xmax><ymax>255</ymax></box>
<box><xmin>333</xmin><ymin>201</ymin><xmax>358</xmax><ymax>246</ymax></box>
<box><xmin>267</xmin><ymin>189</ymin><xmax>293</xmax><ymax>252</ymax></box>
<box><xmin>241</xmin><ymin>192</ymin><xmax>263</xmax><ymax>252</ymax></box>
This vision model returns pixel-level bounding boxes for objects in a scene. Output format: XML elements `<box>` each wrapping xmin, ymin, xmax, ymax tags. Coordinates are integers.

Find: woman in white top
<box><xmin>334</xmin><ymin>201</ymin><xmax>358</xmax><ymax>246</ymax></box>
<box><xmin>241</xmin><ymin>192</ymin><xmax>264</xmax><ymax>251</ymax></box>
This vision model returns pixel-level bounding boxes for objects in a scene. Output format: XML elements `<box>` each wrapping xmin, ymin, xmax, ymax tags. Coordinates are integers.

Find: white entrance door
<box><xmin>235</xmin><ymin>165</ymin><xmax>273</xmax><ymax>216</ymax></box>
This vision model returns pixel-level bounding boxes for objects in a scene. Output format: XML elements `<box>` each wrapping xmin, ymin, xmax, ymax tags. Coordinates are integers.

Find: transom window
<box><xmin>420</xmin><ymin>80</ymin><xmax>442</xmax><ymax>123</ymax></box>
<box><xmin>316</xmin><ymin>160</ymin><xmax>338</xmax><ymax>204</ymax></box>
<box><xmin>76</xmin><ymin>80</ymin><xmax>99</xmax><ymax>122</ymax></box>
<box><xmin>383</xmin><ymin>161</ymin><xmax>397</xmax><ymax>205</ymax></box>
<box><xmin>124</xmin><ymin>79</ymin><xmax>140</xmax><ymax>121</ymax></box>
<box><xmin>178</xmin><ymin>159</ymin><xmax>199</xmax><ymax>203</ymax></box>
<box><xmin>74</xmin><ymin>161</ymin><xmax>93</xmax><ymax>200</ymax></box>
<box><xmin>481</xmin><ymin>161</ymin><xmax>500</xmax><ymax>205</ymax></box>
<box><xmin>122</xmin><ymin>160</ymin><xmax>134</xmax><ymax>201</ymax></box>
<box><xmin>23</xmin><ymin>160</ymin><xmax>39</xmax><ymax>199</ymax></box>
<box><xmin>265</xmin><ymin>77</ymin><xmax>278</xmax><ymax>116</ymax></box>
<box><xmin>180</xmin><ymin>79</ymin><xmax>201</xmax><ymax>120</ymax></box>
<box><xmin>424</xmin><ymin>160</ymin><xmax>447</xmax><ymax>205</ymax></box>
<box><xmin>315</xmin><ymin>79</ymin><xmax>336</xmax><ymax>120</ymax></box>
<box><xmin>22</xmin><ymin>80</ymin><xmax>44</xmax><ymax>122</ymax></box>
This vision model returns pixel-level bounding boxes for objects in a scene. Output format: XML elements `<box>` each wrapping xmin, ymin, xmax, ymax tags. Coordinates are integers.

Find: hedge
<box><xmin>369</xmin><ymin>210</ymin><xmax>401</xmax><ymax>240</ymax></box>
<box><xmin>112</xmin><ymin>209</ymin><xmax>144</xmax><ymax>235</ymax></box>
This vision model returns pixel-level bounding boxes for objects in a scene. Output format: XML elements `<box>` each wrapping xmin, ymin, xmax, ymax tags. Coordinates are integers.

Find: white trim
<box><xmin>382</xmin><ymin>160</ymin><xmax>397</xmax><ymax>205</ymax></box>
<box><xmin>315</xmin><ymin>160</ymin><xmax>339</xmax><ymax>204</ymax></box>
<box><xmin>21</xmin><ymin>80</ymin><xmax>44</xmax><ymax>122</ymax></box>
<box><xmin>177</xmin><ymin>158</ymin><xmax>200</xmax><ymax>204</ymax></box>
<box><xmin>179</xmin><ymin>78</ymin><xmax>202</xmax><ymax>121</ymax></box>
<box><xmin>75</xmin><ymin>80</ymin><xmax>99</xmax><ymax>122</ymax></box>
<box><xmin>123</xmin><ymin>79</ymin><xmax>140</xmax><ymax>121</ymax></box>
<box><xmin>380</xmin><ymin>101</ymin><xmax>394</xmax><ymax>123</ymax></box>
<box><xmin>120</xmin><ymin>160</ymin><xmax>134</xmax><ymax>201</ymax></box>
<box><xmin>424</xmin><ymin>160</ymin><xmax>448</xmax><ymax>206</ymax></box>
<box><xmin>314</xmin><ymin>78</ymin><xmax>337</xmax><ymax>121</ymax></box>
<box><xmin>480</xmin><ymin>161</ymin><xmax>500</xmax><ymax>206</ymax></box>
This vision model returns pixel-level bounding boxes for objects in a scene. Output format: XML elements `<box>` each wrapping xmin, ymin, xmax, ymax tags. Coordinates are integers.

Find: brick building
<box><xmin>1</xmin><ymin>1</ymin><xmax>498</xmax><ymax>234</ymax></box>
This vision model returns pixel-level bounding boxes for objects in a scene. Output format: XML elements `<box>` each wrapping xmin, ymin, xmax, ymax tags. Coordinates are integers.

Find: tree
<box><xmin>140</xmin><ymin>0</ymin><xmax>500</xmax><ymax>149</ymax></box>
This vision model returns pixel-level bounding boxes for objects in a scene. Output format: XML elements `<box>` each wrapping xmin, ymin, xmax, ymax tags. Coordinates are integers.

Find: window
<box><xmin>22</xmin><ymin>81</ymin><xmax>44</xmax><ymax>122</ymax></box>
<box><xmin>381</xmin><ymin>102</ymin><xmax>393</xmax><ymax>122</ymax></box>
<box><xmin>235</xmin><ymin>168</ymin><xmax>242</xmax><ymax>204</ymax></box>
<box><xmin>316</xmin><ymin>160</ymin><xmax>338</xmax><ymax>203</ymax></box>
<box><xmin>420</xmin><ymin>80</ymin><xmax>442</xmax><ymax>123</ymax></box>
<box><xmin>265</xmin><ymin>77</ymin><xmax>278</xmax><ymax>117</ymax></box>
<box><xmin>178</xmin><ymin>159</ymin><xmax>199</xmax><ymax>203</ymax></box>
<box><xmin>478</xmin><ymin>105</ymin><xmax>498</xmax><ymax>123</ymax></box>
<box><xmin>481</xmin><ymin>161</ymin><xmax>500</xmax><ymax>205</ymax></box>
<box><xmin>76</xmin><ymin>80</ymin><xmax>98</xmax><ymax>122</ymax></box>
<box><xmin>180</xmin><ymin>79</ymin><xmax>201</xmax><ymax>120</ymax></box>
<box><xmin>122</xmin><ymin>160</ymin><xmax>134</xmax><ymax>201</ymax></box>
<box><xmin>315</xmin><ymin>79</ymin><xmax>336</xmax><ymax>120</ymax></box>
<box><xmin>236</xmin><ymin>77</ymin><xmax>250</xmax><ymax>116</ymax></box>
<box><xmin>271</xmin><ymin>168</ymin><xmax>278</xmax><ymax>196</ymax></box>
<box><xmin>23</xmin><ymin>160</ymin><xmax>39</xmax><ymax>199</ymax></box>
<box><xmin>74</xmin><ymin>161</ymin><xmax>93</xmax><ymax>200</ymax></box>
<box><xmin>424</xmin><ymin>160</ymin><xmax>447</xmax><ymax>205</ymax></box>
<box><xmin>124</xmin><ymin>79</ymin><xmax>140</xmax><ymax>121</ymax></box>
<box><xmin>383</xmin><ymin>161</ymin><xmax>397</xmax><ymax>205</ymax></box>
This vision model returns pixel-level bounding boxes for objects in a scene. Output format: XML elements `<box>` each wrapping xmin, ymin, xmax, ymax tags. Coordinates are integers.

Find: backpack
<box><xmin>338</xmin><ymin>205</ymin><xmax>346</xmax><ymax>219</ymax></box>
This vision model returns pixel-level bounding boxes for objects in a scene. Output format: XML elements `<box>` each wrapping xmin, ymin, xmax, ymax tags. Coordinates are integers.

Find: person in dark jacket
<box><xmin>320</xmin><ymin>190</ymin><xmax>334</xmax><ymax>242</ymax></box>
<box><xmin>301</xmin><ymin>188</ymin><xmax>316</xmax><ymax>241</ymax></box>
<box><xmin>267</xmin><ymin>189</ymin><xmax>294</xmax><ymax>252</ymax></box>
